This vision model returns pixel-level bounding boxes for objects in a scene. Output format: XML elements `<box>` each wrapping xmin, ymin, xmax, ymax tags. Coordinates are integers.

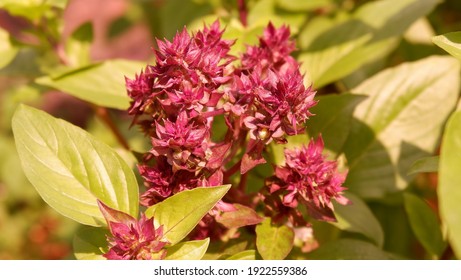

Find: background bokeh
<box><xmin>1</xmin><ymin>0</ymin><xmax>461</xmax><ymax>259</ymax></box>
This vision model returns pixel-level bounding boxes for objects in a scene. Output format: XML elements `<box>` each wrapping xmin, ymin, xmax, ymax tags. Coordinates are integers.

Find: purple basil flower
<box><xmin>150</xmin><ymin>111</ymin><xmax>211</xmax><ymax>172</ymax></box>
<box><xmin>241</xmin><ymin>22</ymin><xmax>298</xmax><ymax>75</ymax></box>
<box><xmin>138</xmin><ymin>156</ymin><xmax>226</xmax><ymax>207</ymax></box>
<box><xmin>267</xmin><ymin>136</ymin><xmax>349</xmax><ymax>222</ymax></box>
<box><xmin>97</xmin><ymin>201</ymin><xmax>169</xmax><ymax>260</ymax></box>
<box><xmin>126</xmin><ymin>20</ymin><xmax>234</xmax><ymax>134</ymax></box>
<box><xmin>138</xmin><ymin>158</ymin><xmax>202</xmax><ymax>206</ymax></box>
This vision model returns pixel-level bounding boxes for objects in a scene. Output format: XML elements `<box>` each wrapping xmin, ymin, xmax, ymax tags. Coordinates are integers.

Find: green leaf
<box><xmin>145</xmin><ymin>185</ymin><xmax>231</xmax><ymax>245</ymax></box>
<box><xmin>307</xmin><ymin>94</ymin><xmax>367</xmax><ymax>155</ymax></box>
<box><xmin>65</xmin><ymin>22</ymin><xmax>93</xmax><ymax>67</ymax></box>
<box><xmin>298</xmin><ymin>21</ymin><xmax>374</xmax><ymax>87</ymax></box>
<box><xmin>216</xmin><ymin>204</ymin><xmax>264</xmax><ymax>229</ymax></box>
<box><xmin>433</xmin><ymin>32</ymin><xmax>461</xmax><ymax>61</ymax></box>
<box><xmin>332</xmin><ymin>193</ymin><xmax>384</xmax><ymax>247</ymax></box>
<box><xmin>226</xmin><ymin>250</ymin><xmax>256</xmax><ymax>260</ymax></box>
<box><xmin>35</xmin><ymin>59</ymin><xmax>145</xmax><ymax>110</ymax></box>
<box><xmin>344</xmin><ymin>56</ymin><xmax>460</xmax><ymax>199</ymax></box>
<box><xmin>165</xmin><ymin>239</ymin><xmax>210</xmax><ymax>260</ymax></box>
<box><xmin>307</xmin><ymin>239</ymin><xmax>396</xmax><ymax>260</ymax></box>
<box><xmin>221</xmin><ymin>19</ymin><xmax>266</xmax><ymax>56</ymax></box>
<box><xmin>439</xmin><ymin>110</ymin><xmax>461</xmax><ymax>259</ymax></box>
<box><xmin>247</xmin><ymin>0</ymin><xmax>304</xmax><ymax>34</ymax></box>
<box><xmin>0</xmin><ymin>29</ymin><xmax>18</xmax><ymax>69</ymax></box>
<box><xmin>298</xmin><ymin>0</ymin><xmax>440</xmax><ymax>88</ymax></box>
<box><xmin>408</xmin><ymin>156</ymin><xmax>439</xmax><ymax>175</ymax></box>
<box><xmin>255</xmin><ymin>218</ymin><xmax>294</xmax><ymax>260</ymax></box>
<box><xmin>0</xmin><ymin>0</ymin><xmax>67</xmax><ymax>20</ymax></box>
<box><xmin>73</xmin><ymin>226</ymin><xmax>108</xmax><ymax>260</ymax></box>
<box><xmin>157</xmin><ymin>0</ymin><xmax>213</xmax><ymax>40</ymax></box>
<box><xmin>403</xmin><ymin>193</ymin><xmax>446</xmax><ymax>258</ymax></box>
<box><xmin>269</xmin><ymin>133</ymin><xmax>310</xmax><ymax>166</ymax></box>
<box><xmin>12</xmin><ymin>105</ymin><xmax>139</xmax><ymax>226</ymax></box>
<box><xmin>276</xmin><ymin>0</ymin><xmax>333</xmax><ymax>11</ymax></box>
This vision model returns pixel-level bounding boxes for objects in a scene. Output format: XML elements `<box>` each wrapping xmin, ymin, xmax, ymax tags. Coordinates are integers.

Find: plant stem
<box><xmin>224</xmin><ymin>159</ymin><xmax>242</xmax><ymax>180</ymax></box>
<box><xmin>238</xmin><ymin>171</ymin><xmax>248</xmax><ymax>192</ymax></box>
<box><xmin>92</xmin><ymin>105</ymin><xmax>131</xmax><ymax>150</ymax></box>
<box><xmin>237</xmin><ymin>0</ymin><xmax>248</xmax><ymax>27</ymax></box>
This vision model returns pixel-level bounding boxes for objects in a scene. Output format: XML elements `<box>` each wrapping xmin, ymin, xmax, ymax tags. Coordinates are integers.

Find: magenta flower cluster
<box><xmin>98</xmin><ymin>201</ymin><xmax>168</xmax><ymax>260</ymax></box>
<box><xmin>266</xmin><ymin>136</ymin><xmax>349</xmax><ymax>223</ymax></box>
<box><xmin>111</xmin><ymin>20</ymin><xmax>348</xmax><ymax>258</ymax></box>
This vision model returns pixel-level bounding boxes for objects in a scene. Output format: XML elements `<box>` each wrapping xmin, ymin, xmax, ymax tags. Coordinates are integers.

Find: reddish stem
<box><xmin>238</xmin><ymin>171</ymin><xmax>248</xmax><ymax>192</ymax></box>
<box><xmin>237</xmin><ymin>0</ymin><xmax>248</xmax><ymax>27</ymax></box>
<box><xmin>223</xmin><ymin>159</ymin><xmax>242</xmax><ymax>180</ymax></box>
<box><xmin>93</xmin><ymin>106</ymin><xmax>131</xmax><ymax>150</ymax></box>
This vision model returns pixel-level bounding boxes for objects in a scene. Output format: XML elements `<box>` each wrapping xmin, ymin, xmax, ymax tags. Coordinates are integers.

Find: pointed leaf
<box><xmin>307</xmin><ymin>94</ymin><xmax>367</xmax><ymax>155</ymax></box>
<box><xmin>256</xmin><ymin>218</ymin><xmax>294</xmax><ymax>260</ymax></box>
<box><xmin>36</xmin><ymin>59</ymin><xmax>145</xmax><ymax>110</ymax></box>
<box><xmin>298</xmin><ymin>0</ymin><xmax>439</xmax><ymax>87</ymax></box>
<box><xmin>97</xmin><ymin>200</ymin><xmax>135</xmax><ymax>226</ymax></box>
<box><xmin>344</xmin><ymin>56</ymin><xmax>460</xmax><ymax>199</ymax></box>
<box><xmin>145</xmin><ymin>185</ymin><xmax>231</xmax><ymax>245</ymax></box>
<box><xmin>12</xmin><ymin>105</ymin><xmax>139</xmax><ymax>226</ymax></box>
<box><xmin>226</xmin><ymin>250</ymin><xmax>256</xmax><ymax>260</ymax></box>
<box><xmin>404</xmin><ymin>193</ymin><xmax>446</xmax><ymax>258</ymax></box>
<box><xmin>165</xmin><ymin>239</ymin><xmax>210</xmax><ymax>260</ymax></box>
<box><xmin>439</xmin><ymin>110</ymin><xmax>461</xmax><ymax>258</ymax></box>
<box><xmin>65</xmin><ymin>22</ymin><xmax>93</xmax><ymax>67</ymax></box>
<box><xmin>408</xmin><ymin>156</ymin><xmax>439</xmax><ymax>175</ymax></box>
<box><xmin>307</xmin><ymin>239</ymin><xmax>396</xmax><ymax>260</ymax></box>
<box><xmin>332</xmin><ymin>193</ymin><xmax>384</xmax><ymax>247</ymax></box>
<box><xmin>216</xmin><ymin>204</ymin><xmax>264</xmax><ymax>229</ymax></box>
<box><xmin>433</xmin><ymin>32</ymin><xmax>461</xmax><ymax>60</ymax></box>
<box><xmin>73</xmin><ymin>226</ymin><xmax>108</xmax><ymax>260</ymax></box>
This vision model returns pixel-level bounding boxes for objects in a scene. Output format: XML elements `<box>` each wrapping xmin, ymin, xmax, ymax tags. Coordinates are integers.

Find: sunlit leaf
<box><xmin>36</xmin><ymin>59</ymin><xmax>145</xmax><ymax>110</ymax></box>
<box><xmin>256</xmin><ymin>218</ymin><xmax>294</xmax><ymax>260</ymax></box>
<box><xmin>298</xmin><ymin>0</ymin><xmax>440</xmax><ymax>88</ymax></box>
<box><xmin>404</xmin><ymin>18</ymin><xmax>435</xmax><ymax>45</ymax></box>
<box><xmin>12</xmin><ymin>105</ymin><xmax>139</xmax><ymax>226</ymax></box>
<box><xmin>332</xmin><ymin>193</ymin><xmax>384</xmax><ymax>247</ymax></box>
<box><xmin>439</xmin><ymin>110</ymin><xmax>461</xmax><ymax>258</ymax></box>
<box><xmin>165</xmin><ymin>239</ymin><xmax>209</xmax><ymax>260</ymax></box>
<box><xmin>145</xmin><ymin>185</ymin><xmax>231</xmax><ymax>245</ymax></box>
<box><xmin>226</xmin><ymin>250</ymin><xmax>256</xmax><ymax>260</ymax></box>
<box><xmin>404</xmin><ymin>193</ymin><xmax>446</xmax><ymax>258</ymax></box>
<box><xmin>344</xmin><ymin>56</ymin><xmax>460</xmax><ymax>199</ymax></box>
<box><xmin>433</xmin><ymin>32</ymin><xmax>461</xmax><ymax>61</ymax></box>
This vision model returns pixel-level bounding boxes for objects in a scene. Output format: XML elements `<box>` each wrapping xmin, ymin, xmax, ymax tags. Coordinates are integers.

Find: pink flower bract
<box><xmin>98</xmin><ymin>201</ymin><xmax>168</xmax><ymax>260</ymax></box>
<box><xmin>268</xmin><ymin>136</ymin><xmax>349</xmax><ymax>222</ymax></box>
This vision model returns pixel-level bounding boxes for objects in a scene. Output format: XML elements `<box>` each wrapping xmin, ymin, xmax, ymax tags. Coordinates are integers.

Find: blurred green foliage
<box><xmin>1</xmin><ymin>0</ymin><xmax>461</xmax><ymax>259</ymax></box>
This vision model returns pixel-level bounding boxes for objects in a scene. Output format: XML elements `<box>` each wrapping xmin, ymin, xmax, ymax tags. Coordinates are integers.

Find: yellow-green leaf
<box><xmin>12</xmin><ymin>105</ymin><xmax>139</xmax><ymax>226</ymax></box>
<box><xmin>145</xmin><ymin>185</ymin><xmax>230</xmax><ymax>245</ymax></box>
<box><xmin>36</xmin><ymin>59</ymin><xmax>145</xmax><ymax>110</ymax></box>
